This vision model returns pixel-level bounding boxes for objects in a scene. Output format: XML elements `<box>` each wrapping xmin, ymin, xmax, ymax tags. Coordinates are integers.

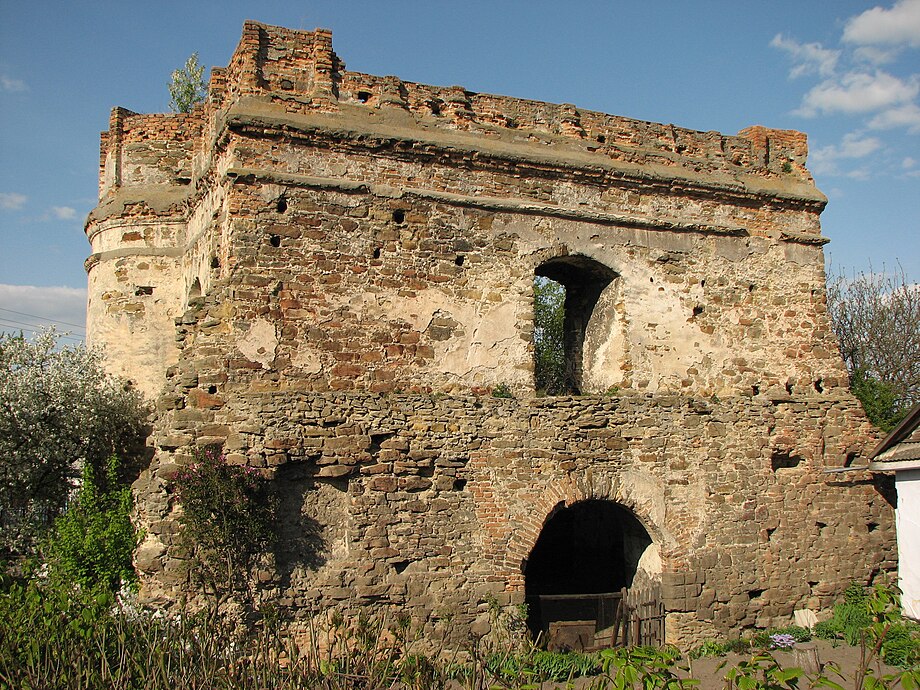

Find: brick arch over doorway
<box><xmin>496</xmin><ymin>475</ymin><xmax>669</xmax><ymax>594</ymax></box>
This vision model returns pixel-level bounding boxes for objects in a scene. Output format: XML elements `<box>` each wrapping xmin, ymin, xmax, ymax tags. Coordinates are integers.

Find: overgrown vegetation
<box><xmin>3</xmin><ymin>575</ymin><xmax>918</xmax><ymax>689</ymax></box>
<box><xmin>168</xmin><ymin>52</ymin><xmax>207</xmax><ymax>113</ymax></box>
<box><xmin>812</xmin><ymin>581</ymin><xmax>920</xmax><ymax>670</ymax></box>
<box><xmin>43</xmin><ymin>455</ymin><xmax>138</xmax><ymax>592</ymax></box>
<box><xmin>0</xmin><ymin>329</ymin><xmax>145</xmax><ymax>558</ymax></box>
<box><xmin>826</xmin><ymin>265</ymin><xmax>919</xmax><ymax>431</ymax></box>
<box><xmin>173</xmin><ymin>446</ymin><xmax>276</xmax><ymax>605</ymax></box>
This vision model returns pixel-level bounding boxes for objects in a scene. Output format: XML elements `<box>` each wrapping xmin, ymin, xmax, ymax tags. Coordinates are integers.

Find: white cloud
<box><xmin>770</xmin><ymin>34</ymin><xmax>840</xmax><ymax>78</ymax></box>
<box><xmin>0</xmin><ymin>74</ymin><xmax>27</xmax><ymax>92</ymax></box>
<box><xmin>0</xmin><ymin>192</ymin><xmax>27</xmax><ymax>210</ymax></box>
<box><xmin>843</xmin><ymin>0</ymin><xmax>920</xmax><ymax>48</ymax></box>
<box><xmin>795</xmin><ymin>70</ymin><xmax>920</xmax><ymax>116</ymax></box>
<box><xmin>868</xmin><ymin>102</ymin><xmax>920</xmax><ymax>131</ymax></box>
<box><xmin>809</xmin><ymin>132</ymin><xmax>883</xmax><ymax>176</ymax></box>
<box><xmin>0</xmin><ymin>284</ymin><xmax>87</xmax><ymax>340</ymax></box>
<box><xmin>50</xmin><ymin>206</ymin><xmax>77</xmax><ymax>220</ymax></box>
<box><xmin>853</xmin><ymin>45</ymin><xmax>901</xmax><ymax>64</ymax></box>
<box><xmin>903</xmin><ymin>156</ymin><xmax>917</xmax><ymax>167</ymax></box>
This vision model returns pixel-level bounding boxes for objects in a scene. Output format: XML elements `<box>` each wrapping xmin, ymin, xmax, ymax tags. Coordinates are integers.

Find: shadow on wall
<box><xmin>272</xmin><ymin>463</ymin><xmax>329</xmax><ymax>589</ymax></box>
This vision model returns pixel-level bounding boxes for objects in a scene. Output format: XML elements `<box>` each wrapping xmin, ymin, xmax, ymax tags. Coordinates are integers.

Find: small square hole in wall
<box><xmin>135</xmin><ymin>286</ymin><xmax>154</xmax><ymax>296</ymax></box>
<box><xmin>392</xmin><ymin>210</ymin><xmax>405</xmax><ymax>224</ymax></box>
<box><xmin>771</xmin><ymin>450</ymin><xmax>802</xmax><ymax>471</ymax></box>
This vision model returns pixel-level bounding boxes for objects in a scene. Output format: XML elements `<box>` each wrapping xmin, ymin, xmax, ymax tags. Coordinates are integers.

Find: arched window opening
<box><xmin>188</xmin><ymin>278</ymin><xmax>202</xmax><ymax>303</ymax></box>
<box><xmin>534</xmin><ymin>256</ymin><xmax>618</xmax><ymax>395</ymax></box>
<box><xmin>533</xmin><ymin>276</ymin><xmax>566</xmax><ymax>395</ymax></box>
<box><xmin>524</xmin><ymin>500</ymin><xmax>655</xmax><ymax>643</ymax></box>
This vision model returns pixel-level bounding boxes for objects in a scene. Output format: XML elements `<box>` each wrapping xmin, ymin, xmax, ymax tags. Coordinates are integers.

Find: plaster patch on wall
<box><xmin>292</xmin><ymin>346</ymin><xmax>323</xmax><ymax>374</ymax></box>
<box><xmin>238</xmin><ymin>317</ymin><xmax>278</xmax><ymax>369</ymax></box>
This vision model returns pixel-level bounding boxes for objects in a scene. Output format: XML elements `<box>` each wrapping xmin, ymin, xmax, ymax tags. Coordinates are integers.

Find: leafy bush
<box><xmin>813</xmin><ymin>620</ymin><xmax>839</xmax><ymax>640</ymax></box>
<box><xmin>174</xmin><ymin>447</ymin><xmax>276</xmax><ymax>599</ymax></box>
<box><xmin>44</xmin><ymin>456</ymin><xmax>138</xmax><ymax>592</ymax></box>
<box><xmin>881</xmin><ymin>622</ymin><xmax>920</xmax><ymax>667</ymax></box>
<box><xmin>168</xmin><ymin>53</ymin><xmax>207</xmax><ymax>113</ymax></box>
<box><xmin>834</xmin><ymin>582</ymin><xmax>872</xmax><ymax>645</ymax></box>
<box><xmin>690</xmin><ymin>639</ymin><xmax>728</xmax><ymax>658</ymax></box>
<box><xmin>597</xmin><ymin>645</ymin><xmax>695</xmax><ymax>688</ymax></box>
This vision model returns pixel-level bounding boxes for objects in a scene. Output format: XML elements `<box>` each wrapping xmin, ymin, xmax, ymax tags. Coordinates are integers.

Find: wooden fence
<box><xmin>529</xmin><ymin>582</ymin><xmax>664</xmax><ymax>651</ymax></box>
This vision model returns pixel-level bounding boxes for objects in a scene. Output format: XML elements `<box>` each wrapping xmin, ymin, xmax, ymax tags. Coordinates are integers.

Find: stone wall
<box><xmin>85</xmin><ymin>21</ymin><xmax>897</xmax><ymax>647</ymax></box>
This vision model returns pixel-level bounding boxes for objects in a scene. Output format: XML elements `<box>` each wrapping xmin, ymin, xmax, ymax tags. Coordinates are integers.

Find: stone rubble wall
<box><xmin>137</xmin><ymin>382</ymin><xmax>892</xmax><ymax>647</ymax></box>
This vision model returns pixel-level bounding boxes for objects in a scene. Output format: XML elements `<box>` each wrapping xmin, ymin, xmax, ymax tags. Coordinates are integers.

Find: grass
<box><xmin>2</xmin><ymin>575</ymin><xmax>920</xmax><ymax>690</ymax></box>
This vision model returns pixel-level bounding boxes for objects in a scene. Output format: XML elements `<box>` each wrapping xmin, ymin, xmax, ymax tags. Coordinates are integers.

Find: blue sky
<box><xmin>1</xmin><ymin>0</ymin><xmax>918</xmax><ymax>341</ymax></box>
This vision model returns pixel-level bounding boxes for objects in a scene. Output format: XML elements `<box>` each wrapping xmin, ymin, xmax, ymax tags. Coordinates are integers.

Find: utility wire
<box><xmin>0</xmin><ymin>319</ymin><xmax>84</xmax><ymax>342</ymax></box>
<box><xmin>0</xmin><ymin>306</ymin><xmax>86</xmax><ymax>331</ymax></box>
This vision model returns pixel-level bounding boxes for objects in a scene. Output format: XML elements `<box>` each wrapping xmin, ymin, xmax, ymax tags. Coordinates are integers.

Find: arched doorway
<box><xmin>524</xmin><ymin>500</ymin><xmax>655</xmax><ymax>641</ymax></box>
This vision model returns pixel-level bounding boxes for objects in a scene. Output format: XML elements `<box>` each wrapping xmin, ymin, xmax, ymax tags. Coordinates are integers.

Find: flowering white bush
<box><xmin>0</xmin><ymin>329</ymin><xmax>146</xmax><ymax>556</ymax></box>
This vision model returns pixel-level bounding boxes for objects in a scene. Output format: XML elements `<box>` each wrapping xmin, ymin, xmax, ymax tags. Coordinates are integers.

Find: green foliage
<box><xmin>0</xmin><ymin>329</ymin><xmax>145</xmax><ymax>558</ymax></box>
<box><xmin>850</xmin><ymin>368</ymin><xmax>907</xmax><ymax>432</ymax></box>
<box><xmin>482</xmin><ymin>648</ymin><xmax>601</xmax><ymax>684</ymax></box>
<box><xmin>174</xmin><ymin>446</ymin><xmax>275</xmax><ymax>599</ymax></box>
<box><xmin>44</xmin><ymin>456</ymin><xmax>138</xmax><ymax>592</ymax></box>
<box><xmin>168</xmin><ymin>52</ymin><xmax>207</xmax><ymax>113</ymax></box>
<box><xmin>722</xmin><ymin>651</ymin><xmax>804</xmax><ymax>689</ymax></box>
<box><xmin>813</xmin><ymin>620</ymin><xmax>839</xmax><ymax>640</ymax></box>
<box><xmin>597</xmin><ymin>645</ymin><xmax>698</xmax><ymax>688</ymax></box>
<box><xmin>880</xmin><ymin>622</ymin><xmax>920</xmax><ymax>668</ymax></box>
<box><xmin>1</xmin><ymin>578</ymin><xmax>917</xmax><ymax>690</ymax></box>
<box><xmin>689</xmin><ymin>639</ymin><xmax>730</xmax><ymax>659</ymax></box>
<box><xmin>819</xmin><ymin>582</ymin><xmax>872</xmax><ymax>645</ymax></box>
<box><xmin>491</xmin><ymin>382</ymin><xmax>514</xmax><ymax>398</ymax></box>
<box><xmin>533</xmin><ymin>276</ymin><xmax>566</xmax><ymax>395</ymax></box>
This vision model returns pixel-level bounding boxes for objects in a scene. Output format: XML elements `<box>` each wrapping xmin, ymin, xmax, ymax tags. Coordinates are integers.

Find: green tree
<box><xmin>0</xmin><ymin>329</ymin><xmax>145</xmax><ymax>557</ymax></box>
<box><xmin>827</xmin><ymin>266</ymin><xmax>919</xmax><ymax>431</ymax></box>
<box><xmin>168</xmin><ymin>52</ymin><xmax>207</xmax><ymax>113</ymax></box>
<box><xmin>533</xmin><ymin>277</ymin><xmax>566</xmax><ymax>395</ymax></box>
<box><xmin>44</xmin><ymin>455</ymin><xmax>138</xmax><ymax>592</ymax></box>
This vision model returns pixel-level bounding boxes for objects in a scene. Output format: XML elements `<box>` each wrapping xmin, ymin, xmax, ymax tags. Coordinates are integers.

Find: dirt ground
<box><xmin>682</xmin><ymin>639</ymin><xmax>904</xmax><ymax>688</ymax></box>
<box><xmin>529</xmin><ymin>639</ymin><xmax>907</xmax><ymax>688</ymax></box>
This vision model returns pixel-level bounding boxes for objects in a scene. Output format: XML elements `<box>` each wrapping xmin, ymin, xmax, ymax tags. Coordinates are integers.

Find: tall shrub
<box><xmin>174</xmin><ymin>447</ymin><xmax>276</xmax><ymax>601</ymax></box>
<box><xmin>45</xmin><ymin>455</ymin><xmax>138</xmax><ymax>592</ymax></box>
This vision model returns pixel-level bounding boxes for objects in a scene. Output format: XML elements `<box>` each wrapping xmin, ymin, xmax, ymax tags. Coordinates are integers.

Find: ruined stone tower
<box><xmin>85</xmin><ymin>22</ymin><xmax>895</xmax><ymax>646</ymax></box>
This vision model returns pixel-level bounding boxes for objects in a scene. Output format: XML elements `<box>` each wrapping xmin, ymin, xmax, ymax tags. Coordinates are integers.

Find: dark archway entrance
<box><xmin>524</xmin><ymin>500</ymin><xmax>653</xmax><ymax>641</ymax></box>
